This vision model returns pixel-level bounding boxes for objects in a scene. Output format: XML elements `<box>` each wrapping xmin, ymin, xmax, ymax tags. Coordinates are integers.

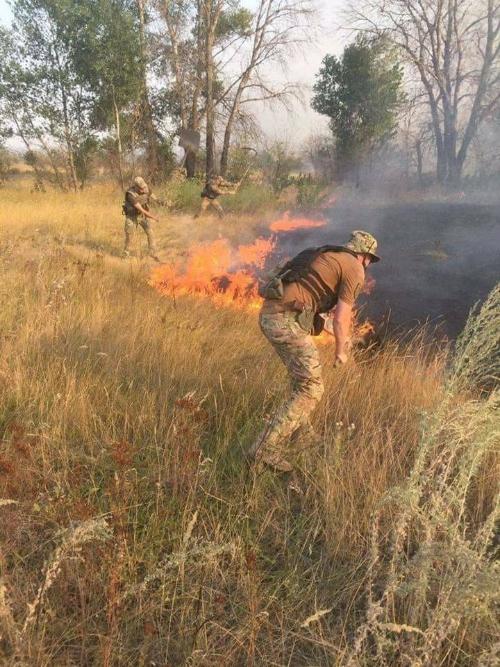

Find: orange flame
<box><xmin>149</xmin><ymin>224</ymin><xmax>377</xmax><ymax>342</ymax></box>
<box><xmin>356</xmin><ymin>320</ymin><xmax>376</xmax><ymax>337</ymax></box>
<box><xmin>269</xmin><ymin>212</ymin><xmax>326</xmax><ymax>233</ymax></box>
<box><xmin>150</xmin><ymin>237</ymin><xmax>276</xmax><ymax>311</ymax></box>
<box><xmin>238</xmin><ymin>237</ymin><xmax>275</xmax><ymax>268</ymax></box>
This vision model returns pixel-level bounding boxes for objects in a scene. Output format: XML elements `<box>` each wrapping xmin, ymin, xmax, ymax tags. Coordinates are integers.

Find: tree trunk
<box><xmin>136</xmin><ymin>0</ymin><xmax>159</xmax><ymax>182</ymax></box>
<box><xmin>205</xmin><ymin>11</ymin><xmax>216</xmax><ymax>177</ymax></box>
<box><xmin>219</xmin><ymin>70</ymin><xmax>251</xmax><ymax>176</ymax></box>
<box><xmin>449</xmin><ymin>155</ymin><xmax>465</xmax><ymax>187</ymax></box>
<box><xmin>65</xmin><ymin>143</ymin><xmax>79</xmax><ymax>192</ymax></box>
<box><xmin>220</xmin><ymin>107</ymin><xmax>237</xmax><ymax>177</ymax></box>
<box><xmin>416</xmin><ymin>139</ymin><xmax>423</xmax><ymax>188</ymax></box>
<box><xmin>112</xmin><ymin>91</ymin><xmax>125</xmax><ymax>190</ymax></box>
<box><xmin>22</xmin><ymin>111</ymin><xmax>66</xmax><ymax>191</ymax></box>
<box><xmin>186</xmin><ymin>1</ymin><xmax>204</xmax><ymax>179</ymax></box>
<box><xmin>13</xmin><ymin>116</ymin><xmax>46</xmax><ymax>190</ymax></box>
<box><xmin>204</xmin><ymin>0</ymin><xmax>222</xmax><ymax>177</ymax></box>
<box><xmin>436</xmin><ymin>143</ymin><xmax>448</xmax><ymax>184</ymax></box>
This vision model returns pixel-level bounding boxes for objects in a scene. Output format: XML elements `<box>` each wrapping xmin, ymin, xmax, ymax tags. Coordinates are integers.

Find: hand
<box><xmin>334</xmin><ymin>352</ymin><xmax>348</xmax><ymax>367</ymax></box>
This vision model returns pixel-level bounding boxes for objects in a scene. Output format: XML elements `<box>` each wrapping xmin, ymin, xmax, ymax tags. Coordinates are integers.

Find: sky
<box><xmin>241</xmin><ymin>0</ymin><xmax>348</xmax><ymax>144</ymax></box>
<box><xmin>0</xmin><ymin>0</ymin><xmax>348</xmax><ymax>147</ymax></box>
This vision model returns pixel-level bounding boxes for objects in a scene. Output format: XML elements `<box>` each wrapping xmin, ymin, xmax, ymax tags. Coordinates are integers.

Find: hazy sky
<box><xmin>243</xmin><ymin>0</ymin><xmax>348</xmax><ymax>144</ymax></box>
<box><xmin>0</xmin><ymin>0</ymin><xmax>348</xmax><ymax>146</ymax></box>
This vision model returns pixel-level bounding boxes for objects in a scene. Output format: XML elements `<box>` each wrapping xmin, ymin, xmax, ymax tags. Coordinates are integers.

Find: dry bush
<box><xmin>344</xmin><ymin>286</ymin><xmax>499</xmax><ymax>666</ymax></box>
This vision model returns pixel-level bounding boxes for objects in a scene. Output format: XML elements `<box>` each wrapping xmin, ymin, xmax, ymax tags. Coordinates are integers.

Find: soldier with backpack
<box><xmin>122</xmin><ymin>176</ymin><xmax>165</xmax><ymax>261</ymax></box>
<box><xmin>249</xmin><ymin>230</ymin><xmax>381</xmax><ymax>473</ymax></box>
<box><xmin>194</xmin><ymin>174</ymin><xmax>238</xmax><ymax>219</ymax></box>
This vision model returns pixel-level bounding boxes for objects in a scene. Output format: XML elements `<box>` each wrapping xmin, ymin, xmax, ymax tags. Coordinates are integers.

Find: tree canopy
<box><xmin>312</xmin><ymin>37</ymin><xmax>404</xmax><ymax>183</ymax></box>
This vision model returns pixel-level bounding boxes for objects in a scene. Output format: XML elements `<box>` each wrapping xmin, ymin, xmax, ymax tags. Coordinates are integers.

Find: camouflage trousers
<box><xmin>195</xmin><ymin>197</ymin><xmax>224</xmax><ymax>219</ymax></box>
<box><xmin>124</xmin><ymin>216</ymin><xmax>156</xmax><ymax>253</ymax></box>
<box><xmin>250</xmin><ymin>310</ymin><xmax>324</xmax><ymax>457</ymax></box>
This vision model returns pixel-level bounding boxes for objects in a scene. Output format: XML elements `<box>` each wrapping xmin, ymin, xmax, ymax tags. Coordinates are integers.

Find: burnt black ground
<box><xmin>271</xmin><ymin>202</ymin><xmax>500</xmax><ymax>338</ymax></box>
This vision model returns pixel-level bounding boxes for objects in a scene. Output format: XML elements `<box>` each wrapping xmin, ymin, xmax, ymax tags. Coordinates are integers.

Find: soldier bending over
<box><xmin>250</xmin><ymin>230</ymin><xmax>381</xmax><ymax>472</ymax></box>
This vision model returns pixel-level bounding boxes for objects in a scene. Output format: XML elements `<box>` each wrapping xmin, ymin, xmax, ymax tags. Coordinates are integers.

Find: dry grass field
<box><xmin>0</xmin><ymin>180</ymin><xmax>498</xmax><ymax>666</ymax></box>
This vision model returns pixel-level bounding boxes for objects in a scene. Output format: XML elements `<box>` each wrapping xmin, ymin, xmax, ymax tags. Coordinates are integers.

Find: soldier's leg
<box><xmin>210</xmin><ymin>199</ymin><xmax>224</xmax><ymax>218</ymax></box>
<box><xmin>195</xmin><ymin>197</ymin><xmax>210</xmax><ymax>218</ymax></box>
<box><xmin>249</xmin><ymin>312</ymin><xmax>324</xmax><ymax>463</ymax></box>
<box><xmin>123</xmin><ymin>217</ymin><xmax>135</xmax><ymax>255</ymax></box>
<box><xmin>139</xmin><ymin>218</ymin><xmax>158</xmax><ymax>258</ymax></box>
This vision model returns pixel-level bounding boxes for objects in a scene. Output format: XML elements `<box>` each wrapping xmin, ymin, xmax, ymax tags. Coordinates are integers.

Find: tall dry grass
<box><xmin>0</xmin><ymin>181</ymin><xmax>497</xmax><ymax>665</ymax></box>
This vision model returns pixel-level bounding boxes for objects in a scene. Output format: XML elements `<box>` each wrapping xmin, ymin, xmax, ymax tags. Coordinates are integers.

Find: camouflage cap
<box><xmin>344</xmin><ymin>230</ymin><xmax>381</xmax><ymax>262</ymax></box>
<box><xmin>133</xmin><ymin>176</ymin><xmax>148</xmax><ymax>191</ymax></box>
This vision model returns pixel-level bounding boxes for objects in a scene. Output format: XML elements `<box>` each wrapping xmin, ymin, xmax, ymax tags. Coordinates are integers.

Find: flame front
<box><xmin>150</xmin><ymin>215</ymin><xmax>326</xmax><ymax>311</ymax></box>
<box><xmin>269</xmin><ymin>212</ymin><xmax>326</xmax><ymax>233</ymax></box>
<box><xmin>150</xmin><ymin>215</ymin><xmax>376</xmax><ymax>342</ymax></box>
<box><xmin>150</xmin><ymin>237</ymin><xmax>276</xmax><ymax>310</ymax></box>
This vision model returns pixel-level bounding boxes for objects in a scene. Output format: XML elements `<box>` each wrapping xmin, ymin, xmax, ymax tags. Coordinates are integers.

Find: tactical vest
<box><xmin>123</xmin><ymin>188</ymin><xmax>150</xmax><ymax>217</ymax></box>
<box><xmin>260</xmin><ymin>245</ymin><xmax>359</xmax><ymax>313</ymax></box>
<box><xmin>201</xmin><ymin>181</ymin><xmax>219</xmax><ymax>200</ymax></box>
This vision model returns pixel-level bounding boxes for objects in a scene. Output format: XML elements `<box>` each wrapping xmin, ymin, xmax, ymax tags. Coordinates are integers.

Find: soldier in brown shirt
<box><xmin>250</xmin><ymin>230</ymin><xmax>380</xmax><ymax>473</ymax></box>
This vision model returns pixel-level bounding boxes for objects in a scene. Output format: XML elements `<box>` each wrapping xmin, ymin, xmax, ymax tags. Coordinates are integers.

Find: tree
<box><xmin>155</xmin><ymin>0</ymin><xmax>252</xmax><ymax>177</ymax></box>
<box><xmin>201</xmin><ymin>0</ymin><xmax>255</xmax><ymax>176</ymax></box>
<box><xmin>303</xmin><ymin>134</ymin><xmax>336</xmax><ymax>181</ymax></box>
<box><xmin>135</xmin><ymin>0</ymin><xmax>162</xmax><ymax>181</ymax></box>
<box><xmin>312</xmin><ymin>37</ymin><xmax>404</xmax><ymax>184</ymax></box>
<box><xmin>201</xmin><ymin>0</ymin><xmax>224</xmax><ymax>176</ymax></box>
<box><xmin>218</xmin><ymin>0</ymin><xmax>312</xmax><ymax>176</ymax></box>
<box><xmin>155</xmin><ymin>0</ymin><xmax>312</xmax><ymax>178</ymax></box>
<box><xmin>1</xmin><ymin>0</ymin><xmax>95</xmax><ymax>190</ymax></box>
<box><xmin>351</xmin><ymin>0</ymin><xmax>500</xmax><ymax>185</ymax></box>
<box><xmin>69</xmin><ymin>0</ymin><xmax>143</xmax><ymax>188</ymax></box>
<box><xmin>154</xmin><ymin>0</ymin><xmax>202</xmax><ymax>177</ymax></box>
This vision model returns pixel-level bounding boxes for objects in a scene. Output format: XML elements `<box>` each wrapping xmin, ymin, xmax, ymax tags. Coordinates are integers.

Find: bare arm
<box><xmin>134</xmin><ymin>202</ymin><xmax>158</xmax><ymax>222</ymax></box>
<box><xmin>332</xmin><ymin>299</ymin><xmax>353</xmax><ymax>364</ymax></box>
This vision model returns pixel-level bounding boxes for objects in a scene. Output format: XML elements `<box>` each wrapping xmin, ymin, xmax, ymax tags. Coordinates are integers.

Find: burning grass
<box><xmin>150</xmin><ymin>237</ymin><xmax>276</xmax><ymax>310</ymax></box>
<box><xmin>268</xmin><ymin>211</ymin><xmax>327</xmax><ymax>232</ymax></box>
<box><xmin>0</xmin><ymin>181</ymin><xmax>498</xmax><ymax>665</ymax></box>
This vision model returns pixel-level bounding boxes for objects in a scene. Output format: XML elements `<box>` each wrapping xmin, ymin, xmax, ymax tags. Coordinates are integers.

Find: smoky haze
<box><xmin>262</xmin><ymin>201</ymin><xmax>500</xmax><ymax>337</ymax></box>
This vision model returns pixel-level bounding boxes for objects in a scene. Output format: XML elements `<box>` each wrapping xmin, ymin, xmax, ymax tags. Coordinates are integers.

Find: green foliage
<box><xmin>259</xmin><ymin>141</ymin><xmax>301</xmax><ymax>192</ymax></box>
<box><xmin>69</xmin><ymin>0</ymin><xmax>142</xmax><ymax>129</ymax></box>
<box><xmin>165</xmin><ymin>178</ymin><xmax>204</xmax><ymax>211</ymax></box>
<box><xmin>0</xmin><ymin>1</ymin><xmax>142</xmax><ymax>187</ymax></box>
<box><xmin>74</xmin><ymin>136</ymin><xmax>98</xmax><ymax>188</ymax></box>
<box><xmin>164</xmin><ymin>178</ymin><xmax>276</xmax><ymax>214</ymax></box>
<box><xmin>216</xmin><ymin>7</ymin><xmax>253</xmax><ymax>40</ymax></box>
<box><xmin>296</xmin><ymin>177</ymin><xmax>325</xmax><ymax>208</ymax></box>
<box><xmin>157</xmin><ymin>136</ymin><xmax>176</xmax><ymax>178</ymax></box>
<box><xmin>1</xmin><ymin>0</ymin><xmax>97</xmax><ymax>189</ymax></box>
<box><xmin>312</xmin><ymin>36</ymin><xmax>404</xmax><ymax>182</ymax></box>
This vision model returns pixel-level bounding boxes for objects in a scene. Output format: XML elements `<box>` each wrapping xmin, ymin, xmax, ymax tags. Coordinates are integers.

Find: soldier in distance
<box><xmin>122</xmin><ymin>176</ymin><xmax>165</xmax><ymax>262</ymax></box>
<box><xmin>249</xmin><ymin>230</ymin><xmax>381</xmax><ymax>473</ymax></box>
<box><xmin>194</xmin><ymin>174</ymin><xmax>238</xmax><ymax>219</ymax></box>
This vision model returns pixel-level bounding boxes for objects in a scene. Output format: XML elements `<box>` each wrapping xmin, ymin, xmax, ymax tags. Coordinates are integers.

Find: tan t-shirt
<box><xmin>262</xmin><ymin>250</ymin><xmax>365</xmax><ymax>314</ymax></box>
